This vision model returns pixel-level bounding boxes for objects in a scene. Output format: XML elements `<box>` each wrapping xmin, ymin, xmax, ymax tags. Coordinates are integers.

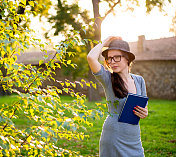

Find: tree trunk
<box><xmin>87</xmin><ymin>0</ymin><xmax>102</xmax><ymax>102</ymax></box>
<box><xmin>92</xmin><ymin>0</ymin><xmax>101</xmax><ymax>41</ymax></box>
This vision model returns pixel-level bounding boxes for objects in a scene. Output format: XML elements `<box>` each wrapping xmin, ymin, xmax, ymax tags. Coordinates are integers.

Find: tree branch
<box><xmin>2</xmin><ymin>106</ymin><xmax>18</xmax><ymax>130</ymax></box>
<box><xmin>21</xmin><ymin>134</ymin><xmax>31</xmax><ymax>146</ymax></box>
<box><xmin>102</xmin><ymin>0</ymin><xmax>121</xmax><ymax>21</ymax></box>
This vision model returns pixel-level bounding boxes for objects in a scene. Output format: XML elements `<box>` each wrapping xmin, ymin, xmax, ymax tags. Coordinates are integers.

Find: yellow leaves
<box><xmin>57</xmin><ymin>131</ymin><xmax>89</xmax><ymax>141</ymax></box>
<box><xmin>81</xmin><ymin>79</ymin><xmax>85</xmax><ymax>83</ymax></box>
<box><xmin>23</xmin><ymin>144</ymin><xmax>29</xmax><ymax>150</ymax></box>
<box><xmin>39</xmin><ymin>60</ymin><xmax>44</xmax><ymax>66</ymax></box>
<box><xmin>90</xmin><ymin>81</ymin><xmax>97</xmax><ymax>89</ymax></box>
<box><xmin>79</xmin><ymin>98</ymin><xmax>84</xmax><ymax>105</ymax></box>
<box><xmin>14</xmin><ymin>16</ymin><xmax>19</xmax><ymax>23</ymax></box>
<box><xmin>70</xmin><ymin>63</ymin><xmax>76</xmax><ymax>69</ymax></box>
<box><xmin>13</xmin><ymin>24</ymin><xmax>17</xmax><ymax>30</ymax></box>
<box><xmin>55</xmin><ymin>63</ymin><xmax>61</xmax><ymax>68</ymax></box>
<box><xmin>4</xmin><ymin>150</ymin><xmax>10</xmax><ymax>157</ymax></box>
<box><xmin>57</xmin><ymin>81</ymin><xmax>64</xmax><ymax>87</ymax></box>
<box><xmin>23</xmin><ymin>69</ymin><xmax>31</xmax><ymax>76</ymax></box>
<box><xmin>30</xmin><ymin>108</ymin><xmax>34</xmax><ymax>117</ymax></box>
<box><xmin>87</xmin><ymin>109</ymin><xmax>93</xmax><ymax>115</ymax></box>
<box><xmin>67</xmin><ymin>60</ymin><xmax>72</xmax><ymax>64</ymax></box>
<box><xmin>8</xmin><ymin>1</ymin><xmax>13</xmax><ymax>7</ymax></box>
<box><xmin>0</xmin><ymin>2</ymin><xmax>107</xmax><ymax>156</ymax></box>
<box><xmin>26</xmin><ymin>136</ymin><xmax>32</xmax><ymax>143</ymax></box>
<box><xmin>0</xmin><ymin>150</ymin><xmax>3</xmax><ymax>156</ymax></box>
<box><xmin>56</xmin><ymin>88</ymin><xmax>62</xmax><ymax>94</ymax></box>
<box><xmin>65</xmin><ymin>81</ymin><xmax>70</xmax><ymax>87</ymax></box>
<box><xmin>85</xmin><ymin>121</ymin><xmax>93</xmax><ymax>127</ymax></box>
<box><xmin>32</xmin><ymin>11</ymin><xmax>37</xmax><ymax>16</ymax></box>
<box><xmin>86</xmin><ymin>82</ymin><xmax>90</xmax><ymax>87</ymax></box>
<box><xmin>75</xmin><ymin>81</ymin><xmax>83</xmax><ymax>88</ymax></box>
<box><xmin>28</xmin><ymin>1</ymin><xmax>34</xmax><ymax>7</ymax></box>
<box><xmin>71</xmin><ymin>82</ymin><xmax>76</xmax><ymax>88</ymax></box>
<box><xmin>21</xmin><ymin>0</ymin><xmax>26</xmax><ymax>6</ymax></box>
<box><xmin>63</xmin><ymin>88</ymin><xmax>69</xmax><ymax>94</ymax></box>
<box><xmin>3</xmin><ymin>111</ymin><xmax>9</xmax><ymax>117</ymax></box>
<box><xmin>75</xmin><ymin>79</ymin><xmax>96</xmax><ymax>89</ymax></box>
<box><xmin>34</xmin><ymin>149</ymin><xmax>38</xmax><ymax>156</ymax></box>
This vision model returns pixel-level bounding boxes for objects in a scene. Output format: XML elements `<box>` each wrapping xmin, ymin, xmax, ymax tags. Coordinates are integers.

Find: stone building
<box><xmin>129</xmin><ymin>36</ymin><xmax>176</xmax><ymax>100</ymax></box>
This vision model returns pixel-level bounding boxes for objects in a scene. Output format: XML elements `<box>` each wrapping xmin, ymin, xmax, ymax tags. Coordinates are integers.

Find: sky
<box><xmin>79</xmin><ymin>0</ymin><xmax>176</xmax><ymax>42</ymax></box>
<box><xmin>30</xmin><ymin>0</ymin><xmax>176</xmax><ymax>45</ymax></box>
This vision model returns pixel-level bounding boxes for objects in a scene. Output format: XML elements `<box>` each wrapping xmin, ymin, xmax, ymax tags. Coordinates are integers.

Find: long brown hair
<box><xmin>105</xmin><ymin>52</ymin><xmax>134</xmax><ymax>98</ymax></box>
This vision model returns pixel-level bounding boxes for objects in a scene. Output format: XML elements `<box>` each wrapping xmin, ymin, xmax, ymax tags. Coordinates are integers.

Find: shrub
<box><xmin>0</xmin><ymin>0</ymin><xmax>101</xmax><ymax>156</ymax></box>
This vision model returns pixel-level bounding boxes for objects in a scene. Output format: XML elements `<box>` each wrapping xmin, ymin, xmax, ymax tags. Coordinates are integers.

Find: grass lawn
<box><xmin>0</xmin><ymin>95</ymin><xmax>176</xmax><ymax>156</ymax></box>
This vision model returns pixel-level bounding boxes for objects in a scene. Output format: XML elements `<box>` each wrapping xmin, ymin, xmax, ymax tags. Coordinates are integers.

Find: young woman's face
<box><xmin>107</xmin><ymin>50</ymin><xmax>129</xmax><ymax>73</ymax></box>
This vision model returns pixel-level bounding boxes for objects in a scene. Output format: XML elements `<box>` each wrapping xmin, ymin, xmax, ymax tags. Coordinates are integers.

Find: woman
<box><xmin>87</xmin><ymin>36</ymin><xmax>148</xmax><ymax>157</ymax></box>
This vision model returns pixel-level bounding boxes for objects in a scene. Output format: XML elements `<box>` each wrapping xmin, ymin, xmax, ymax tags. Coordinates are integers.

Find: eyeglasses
<box><xmin>106</xmin><ymin>55</ymin><xmax>124</xmax><ymax>64</ymax></box>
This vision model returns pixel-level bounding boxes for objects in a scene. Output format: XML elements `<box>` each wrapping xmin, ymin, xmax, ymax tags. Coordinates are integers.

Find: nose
<box><xmin>111</xmin><ymin>58</ymin><xmax>115</xmax><ymax>64</ymax></box>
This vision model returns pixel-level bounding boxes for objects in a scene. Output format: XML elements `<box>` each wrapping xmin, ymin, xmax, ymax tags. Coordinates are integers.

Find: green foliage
<box><xmin>60</xmin><ymin>41</ymin><xmax>89</xmax><ymax>79</ymax></box>
<box><xmin>46</xmin><ymin>0</ymin><xmax>95</xmax><ymax>79</ymax></box>
<box><xmin>0</xmin><ymin>0</ymin><xmax>102</xmax><ymax>156</ymax></box>
<box><xmin>48</xmin><ymin>0</ymin><xmax>93</xmax><ymax>39</ymax></box>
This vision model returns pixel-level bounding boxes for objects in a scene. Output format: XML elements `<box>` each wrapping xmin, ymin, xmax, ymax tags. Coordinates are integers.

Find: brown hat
<box><xmin>102</xmin><ymin>39</ymin><xmax>135</xmax><ymax>62</ymax></box>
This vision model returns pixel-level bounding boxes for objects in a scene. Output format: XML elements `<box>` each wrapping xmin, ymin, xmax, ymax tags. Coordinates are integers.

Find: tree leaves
<box><xmin>0</xmin><ymin>1</ymin><xmax>105</xmax><ymax>156</ymax></box>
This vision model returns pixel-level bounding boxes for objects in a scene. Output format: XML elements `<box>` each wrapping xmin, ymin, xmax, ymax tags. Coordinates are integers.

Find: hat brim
<box><xmin>102</xmin><ymin>47</ymin><xmax>135</xmax><ymax>62</ymax></box>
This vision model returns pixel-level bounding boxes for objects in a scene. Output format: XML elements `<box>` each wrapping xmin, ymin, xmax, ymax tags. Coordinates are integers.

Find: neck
<box><xmin>117</xmin><ymin>68</ymin><xmax>131</xmax><ymax>83</ymax></box>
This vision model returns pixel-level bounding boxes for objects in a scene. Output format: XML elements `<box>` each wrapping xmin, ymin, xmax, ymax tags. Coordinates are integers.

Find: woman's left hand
<box><xmin>133</xmin><ymin>106</ymin><xmax>148</xmax><ymax>119</ymax></box>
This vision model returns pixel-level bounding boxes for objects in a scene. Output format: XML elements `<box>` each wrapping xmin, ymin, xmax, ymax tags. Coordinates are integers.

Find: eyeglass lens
<box><xmin>106</xmin><ymin>55</ymin><xmax>122</xmax><ymax>64</ymax></box>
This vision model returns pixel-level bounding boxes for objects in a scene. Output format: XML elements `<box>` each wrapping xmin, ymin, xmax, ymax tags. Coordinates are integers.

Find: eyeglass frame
<box><xmin>105</xmin><ymin>55</ymin><xmax>125</xmax><ymax>64</ymax></box>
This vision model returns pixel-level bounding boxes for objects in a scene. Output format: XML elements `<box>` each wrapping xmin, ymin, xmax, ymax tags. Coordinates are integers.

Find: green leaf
<box><xmin>41</xmin><ymin>131</ymin><xmax>49</xmax><ymax>140</ymax></box>
<box><xmin>4</xmin><ymin>63</ymin><xmax>10</xmax><ymax>69</ymax></box>
<box><xmin>38</xmin><ymin>96</ymin><xmax>42</xmax><ymax>102</ymax></box>
<box><xmin>43</xmin><ymin>55</ymin><xmax>48</xmax><ymax>60</ymax></box>
<box><xmin>39</xmin><ymin>60</ymin><xmax>44</xmax><ymax>66</ymax></box>
<box><xmin>93</xmin><ymin>40</ymin><xmax>99</xmax><ymax>44</ymax></box>
<box><xmin>78</xmin><ymin>112</ymin><xmax>85</xmax><ymax>118</ymax></box>
<box><xmin>12</xmin><ymin>64</ymin><xmax>18</xmax><ymax>70</ymax></box>
<box><xmin>56</xmin><ymin>121</ymin><xmax>62</xmax><ymax>127</ymax></box>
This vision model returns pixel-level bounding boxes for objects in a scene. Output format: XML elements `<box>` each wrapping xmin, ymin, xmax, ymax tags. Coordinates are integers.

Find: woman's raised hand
<box><xmin>102</xmin><ymin>36</ymin><xmax>122</xmax><ymax>47</ymax></box>
<box><xmin>87</xmin><ymin>36</ymin><xmax>122</xmax><ymax>73</ymax></box>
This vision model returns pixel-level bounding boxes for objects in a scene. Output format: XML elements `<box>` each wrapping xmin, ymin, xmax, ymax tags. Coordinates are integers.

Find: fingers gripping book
<box><xmin>118</xmin><ymin>93</ymin><xmax>149</xmax><ymax>125</ymax></box>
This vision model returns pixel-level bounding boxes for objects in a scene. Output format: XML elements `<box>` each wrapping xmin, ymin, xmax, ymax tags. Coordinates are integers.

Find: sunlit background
<box><xmin>30</xmin><ymin>0</ymin><xmax>176</xmax><ymax>45</ymax></box>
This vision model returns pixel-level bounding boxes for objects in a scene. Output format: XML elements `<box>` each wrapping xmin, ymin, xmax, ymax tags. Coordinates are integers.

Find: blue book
<box><xmin>118</xmin><ymin>93</ymin><xmax>149</xmax><ymax>125</ymax></box>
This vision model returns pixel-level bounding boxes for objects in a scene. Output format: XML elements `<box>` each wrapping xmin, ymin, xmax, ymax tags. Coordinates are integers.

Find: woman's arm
<box><xmin>87</xmin><ymin>42</ymin><xmax>103</xmax><ymax>73</ymax></box>
<box><xmin>87</xmin><ymin>36</ymin><xmax>122</xmax><ymax>73</ymax></box>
